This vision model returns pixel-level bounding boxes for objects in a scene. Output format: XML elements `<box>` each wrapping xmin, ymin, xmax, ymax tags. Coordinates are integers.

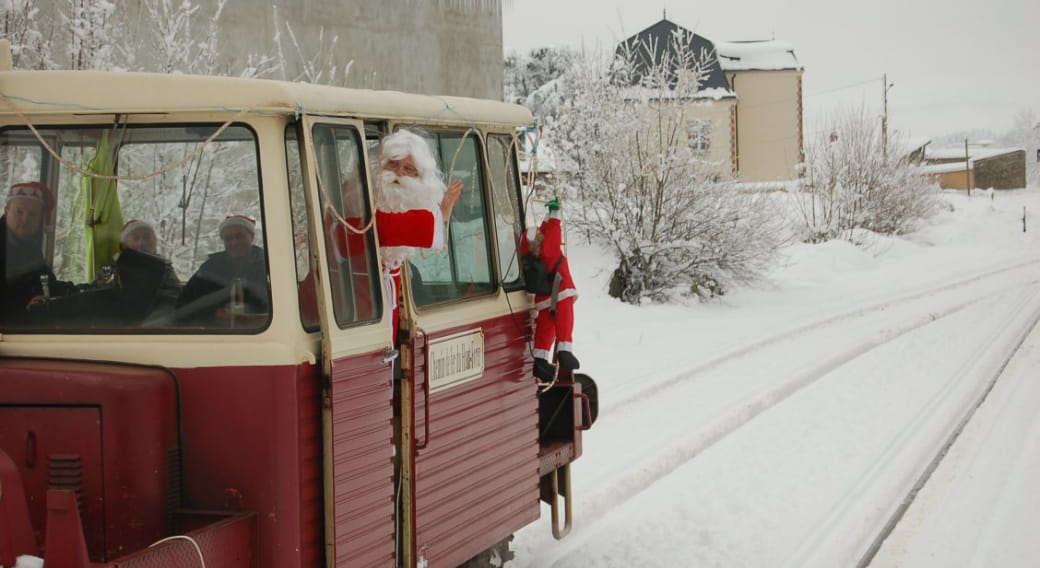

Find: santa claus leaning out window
<box><xmin>373</xmin><ymin>129</ymin><xmax>463</xmax><ymax>341</ymax></box>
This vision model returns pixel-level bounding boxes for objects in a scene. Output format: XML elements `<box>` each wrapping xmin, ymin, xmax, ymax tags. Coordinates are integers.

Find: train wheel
<box><xmin>456</xmin><ymin>535</ymin><xmax>514</xmax><ymax>567</ymax></box>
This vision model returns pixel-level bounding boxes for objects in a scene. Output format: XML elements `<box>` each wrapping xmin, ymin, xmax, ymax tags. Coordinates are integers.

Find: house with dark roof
<box><xmin>616</xmin><ymin>19</ymin><xmax>804</xmax><ymax>182</ymax></box>
<box><xmin>616</xmin><ymin>19</ymin><xmax>735</xmax><ymax>94</ymax></box>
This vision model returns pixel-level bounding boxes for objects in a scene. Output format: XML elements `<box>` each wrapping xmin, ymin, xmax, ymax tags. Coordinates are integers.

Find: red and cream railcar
<box><xmin>0</xmin><ymin>52</ymin><xmax>593</xmax><ymax>567</ymax></box>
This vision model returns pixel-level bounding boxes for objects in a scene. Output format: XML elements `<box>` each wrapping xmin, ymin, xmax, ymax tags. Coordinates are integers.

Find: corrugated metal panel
<box><xmin>329</xmin><ymin>352</ymin><xmax>395</xmax><ymax>568</ymax></box>
<box><xmin>413</xmin><ymin>314</ymin><xmax>539</xmax><ymax>568</ymax></box>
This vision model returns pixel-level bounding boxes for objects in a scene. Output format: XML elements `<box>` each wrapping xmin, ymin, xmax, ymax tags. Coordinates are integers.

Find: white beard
<box><xmin>377</xmin><ymin>171</ymin><xmax>444</xmax><ymax>269</ymax></box>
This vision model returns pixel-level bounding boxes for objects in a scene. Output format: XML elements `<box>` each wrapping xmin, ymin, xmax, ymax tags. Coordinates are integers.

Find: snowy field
<box><xmin>508</xmin><ymin>187</ymin><xmax>1040</xmax><ymax>567</ymax></box>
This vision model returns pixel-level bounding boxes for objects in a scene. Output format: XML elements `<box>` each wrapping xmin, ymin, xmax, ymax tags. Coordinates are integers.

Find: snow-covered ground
<box><xmin>508</xmin><ymin>188</ymin><xmax>1040</xmax><ymax>567</ymax></box>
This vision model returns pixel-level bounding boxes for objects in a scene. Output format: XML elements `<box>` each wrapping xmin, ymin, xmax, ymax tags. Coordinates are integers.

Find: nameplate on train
<box><xmin>428</xmin><ymin>329</ymin><xmax>485</xmax><ymax>393</ymax></box>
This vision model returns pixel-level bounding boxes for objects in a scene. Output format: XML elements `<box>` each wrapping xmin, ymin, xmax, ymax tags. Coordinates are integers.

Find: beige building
<box><xmin>718</xmin><ymin>41</ymin><xmax>804</xmax><ymax>182</ymax></box>
<box><xmin>618</xmin><ymin>19</ymin><xmax>804</xmax><ymax>183</ymax></box>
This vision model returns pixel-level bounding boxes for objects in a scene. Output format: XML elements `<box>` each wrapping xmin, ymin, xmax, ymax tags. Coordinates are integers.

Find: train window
<box><xmin>408</xmin><ymin>130</ymin><xmax>495</xmax><ymax>307</ymax></box>
<box><xmin>0</xmin><ymin>123</ymin><xmax>269</xmax><ymax>332</ymax></box>
<box><xmin>487</xmin><ymin>133</ymin><xmax>524</xmax><ymax>287</ymax></box>
<box><xmin>311</xmin><ymin>123</ymin><xmax>381</xmax><ymax>328</ymax></box>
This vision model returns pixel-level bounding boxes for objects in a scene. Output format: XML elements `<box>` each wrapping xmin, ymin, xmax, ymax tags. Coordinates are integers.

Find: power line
<box><xmin>804</xmin><ymin>76</ymin><xmax>883</xmax><ymax>99</ymax></box>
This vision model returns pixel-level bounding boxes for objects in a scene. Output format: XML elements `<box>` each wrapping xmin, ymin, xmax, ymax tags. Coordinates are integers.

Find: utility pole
<box><xmin>881</xmin><ymin>74</ymin><xmax>893</xmax><ymax>160</ymax></box>
<box><xmin>965</xmin><ymin>138</ymin><xmax>972</xmax><ymax>197</ymax></box>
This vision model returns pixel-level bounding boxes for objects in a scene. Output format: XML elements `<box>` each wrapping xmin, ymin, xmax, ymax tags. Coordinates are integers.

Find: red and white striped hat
<box><xmin>219</xmin><ymin>214</ymin><xmax>256</xmax><ymax>236</ymax></box>
<box><xmin>7</xmin><ymin>181</ymin><xmax>55</xmax><ymax>213</ymax></box>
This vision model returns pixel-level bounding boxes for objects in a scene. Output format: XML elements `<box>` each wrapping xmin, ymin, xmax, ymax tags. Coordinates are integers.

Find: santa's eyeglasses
<box><xmin>384</xmin><ymin>158</ymin><xmax>419</xmax><ymax>178</ymax></box>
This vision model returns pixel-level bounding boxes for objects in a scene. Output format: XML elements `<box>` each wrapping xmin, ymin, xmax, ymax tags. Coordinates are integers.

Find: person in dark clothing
<box><xmin>176</xmin><ymin>214</ymin><xmax>269</xmax><ymax>326</ymax></box>
<box><xmin>90</xmin><ymin>219</ymin><xmax>183</xmax><ymax>324</ymax></box>
<box><xmin>0</xmin><ymin>181</ymin><xmax>74</xmax><ymax>325</ymax></box>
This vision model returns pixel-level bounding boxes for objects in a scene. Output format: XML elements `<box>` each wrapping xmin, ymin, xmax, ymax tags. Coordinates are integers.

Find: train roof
<box><xmin>0</xmin><ymin>70</ymin><xmax>534</xmax><ymax>129</ymax></box>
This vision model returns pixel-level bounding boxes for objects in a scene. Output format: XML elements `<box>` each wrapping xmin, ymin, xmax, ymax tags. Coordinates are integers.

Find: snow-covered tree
<box><xmin>548</xmin><ymin>32</ymin><xmax>784</xmax><ymax>303</ymax></box>
<box><xmin>999</xmin><ymin>108</ymin><xmax>1039</xmax><ymax>187</ymax></box>
<box><xmin>504</xmin><ymin>46</ymin><xmax>575</xmax><ymax>122</ymax></box>
<box><xmin>270</xmin><ymin>4</ymin><xmax>352</xmax><ymax>85</ymax></box>
<box><xmin>1</xmin><ymin>0</ymin><xmax>55</xmax><ymax>69</ymax></box>
<box><xmin>504</xmin><ymin>47</ymin><xmax>574</xmax><ymax>102</ymax></box>
<box><xmin>63</xmin><ymin>0</ymin><xmax>120</xmax><ymax>70</ymax></box>
<box><xmin>799</xmin><ymin>105</ymin><xmax>941</xmax><ymax>242</ymax></box>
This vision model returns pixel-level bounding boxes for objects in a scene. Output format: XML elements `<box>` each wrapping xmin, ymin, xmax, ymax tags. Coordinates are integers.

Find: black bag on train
<box><xmin>521</xmin><ymin>254</ymin><xmax>562</xmax><ymax>295</ymax></box>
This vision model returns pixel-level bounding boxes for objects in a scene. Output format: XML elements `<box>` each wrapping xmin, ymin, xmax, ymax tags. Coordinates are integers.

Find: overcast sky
<box><xmin>502</xmin><ymin>0</ymin><xmax>1039</xmax><ymax>143</ymax></box>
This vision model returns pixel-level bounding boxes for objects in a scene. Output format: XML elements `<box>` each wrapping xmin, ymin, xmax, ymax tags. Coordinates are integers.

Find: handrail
<box><xmin>415</xmin><ymin>328</ymin><xmax>431</xmax><ymax>451</ymax></box>
<box><xmin>548</xmin><ymin>464</ymin><xmax>573</xmax><ymax>540</ymax></box>
<box><xmin>575</xmin><ymin>391</ymin><xmax>593</xmax><ymax>432</ymax></box>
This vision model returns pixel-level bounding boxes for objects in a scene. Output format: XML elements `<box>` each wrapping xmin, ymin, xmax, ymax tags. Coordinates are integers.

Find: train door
<box><xmin>398</xmin><ymin>128</ymin><xmax>540</xmax><ymax>568</ymax></box>
<box><xmin>292</xmin><ymin>117</ymin><xmax>398</xmax><ymax>567</ymax></box>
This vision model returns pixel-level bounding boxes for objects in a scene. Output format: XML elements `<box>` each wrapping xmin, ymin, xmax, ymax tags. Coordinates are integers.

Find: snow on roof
<box><xmin>618</xmin><ymin>85</ymin><xmax>736</xmax><ymax>101</ymax></box>
<box><xmin>903</xmin><ymin>136</ymin><xmax>931</xmax><ymax>152</ymax></box>
<box><xmin>715</xmin><ymin>40</ymin><xmax>801</xmax><ymax>71</ymax></box>
<box><xmin>925</xmin><ymin>146</ymin><xmax>1024</xmax><ymax>161</ymax></box>
<box><xmin>917</xmin><ymin>162</ymin><xmax>972</xmax><ymax>175</ymax></box>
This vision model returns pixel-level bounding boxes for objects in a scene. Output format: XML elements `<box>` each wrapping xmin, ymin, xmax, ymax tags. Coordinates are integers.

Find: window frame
<box><xmin>486</xmin><ymin>132</ymin><xmax>526</xmax><ymax>291</ymax></box>
<box><xmin>0</xmin><ymin>121</ymin><xmax>271</xmax><ymax>334</ymax></box>
<box><xmin>402</xmin><ymin>127</ymin><xmax>498</xmax><ymax>309</ymax></box>
<box><xmin>307</xmin><ymin>121</ymin><xmax>383</xmax><ymax>330</ymax></box>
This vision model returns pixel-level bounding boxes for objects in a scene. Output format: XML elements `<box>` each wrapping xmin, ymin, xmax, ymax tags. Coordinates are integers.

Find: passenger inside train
<box><xmin>176</xmin><ymin>214</ymin><xmax>269</xmax><ymax>327</ymax></box>
<box><xmin>0</xmin><ymin>181</ymin><xmax>75</xmax><ymax>324</ymax></box>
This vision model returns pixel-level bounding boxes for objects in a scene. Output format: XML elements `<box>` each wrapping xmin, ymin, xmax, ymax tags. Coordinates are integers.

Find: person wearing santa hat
<box><xmin>98</xmin><ymin>219</ymin><xmax>183</xmax><ymax>321</ymax></box>
<box><xmin>0</xmin><ymin>181</ymin><xmax>73</xmax><ymax>323</ymax></box>
<box><xmin>373</xmin><ymin>129</ymin><xmax>463</xmax><ymax>341</ymax></box>
<box><xmin>176</xmin><ymin>214</ymin><xmax>269</xmax><ymax>325</ymax></box>
<box><xmin>119</xmin><ymin>219</ymin><xmax>160</xmax><ymax>256</ymax></box>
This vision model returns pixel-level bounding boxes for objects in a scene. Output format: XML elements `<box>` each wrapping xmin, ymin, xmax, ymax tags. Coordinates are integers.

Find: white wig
<box><xmin>380</xmin><ymin>129</ymin><xmax>446</xmax><ymax>193</ymax></box>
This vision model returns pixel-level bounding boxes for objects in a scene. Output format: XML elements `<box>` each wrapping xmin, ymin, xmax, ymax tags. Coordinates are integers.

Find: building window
<box><xmin>688</xmin><ymin>119</ymin><xmax>711</xmax><ymax>154</ymax></box>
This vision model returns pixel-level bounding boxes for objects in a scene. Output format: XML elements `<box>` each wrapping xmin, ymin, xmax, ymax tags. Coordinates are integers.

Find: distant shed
<box><xmin>921</xmin><ymin>146</ymin><xmax>1026</xmax><ymax>190</ymax></box>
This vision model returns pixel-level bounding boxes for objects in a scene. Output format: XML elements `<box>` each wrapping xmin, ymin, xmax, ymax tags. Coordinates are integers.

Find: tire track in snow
<box><xmin>843</xmin><ymin>287</ymin><xmax>1040</xmax><ymax>568</ymax></box>
<box><xmin>767</xmin><ymin>284</ymin><xmax>1040</xmax><ymax>567</ymax></box>
<box><xmin>604</xmin><ymin>256</ymin><xmax>1040</xmax><ymax>417</ymax></box>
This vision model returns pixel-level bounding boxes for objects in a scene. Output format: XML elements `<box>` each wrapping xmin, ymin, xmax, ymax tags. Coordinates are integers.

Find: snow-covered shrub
<box><xmin>1000</xmin><ymin>108</ymin><xmax>1040</xmax><ymax>188</ymax></box>
<box><xmin>799</xmin><ymin>105</ymin><xmax>941</xmax><ymax>242</ymax></box>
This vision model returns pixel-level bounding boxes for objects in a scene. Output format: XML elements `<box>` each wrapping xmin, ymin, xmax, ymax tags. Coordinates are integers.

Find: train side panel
<box><xmin>327</xmin><ymin>350</ymin><xmax>396</xmax><ymax>567</ymax></box>
<box><xmin>168</xmin><ymin>363</ymin><xmax>327</xmax><ymax>568</ymax></box>
<box><xmin>413</xmin><ymin>313</ymin><xmax>539</xmax><ymax>568</ymax></box>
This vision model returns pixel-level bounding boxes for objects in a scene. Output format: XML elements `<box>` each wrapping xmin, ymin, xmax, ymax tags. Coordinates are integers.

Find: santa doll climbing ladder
<box><xmin>521</xmin><ymin>199</ymin><xmax>579</xmax><ymax>384</ymax></box>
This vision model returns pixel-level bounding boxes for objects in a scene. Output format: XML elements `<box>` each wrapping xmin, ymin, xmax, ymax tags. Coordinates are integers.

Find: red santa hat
<box><xmin>219</xmin><ymin>214</ymin><xmax>256</xmax><ymax>236</ymax></box>
<box><xmin>7</xmin><ymin>181</ymin><xmax>55</xmax><ymax>213</ymax></box>
<box><xmin>120</xmin><ymin>219</ymin><xmax>154</xmax><ymax>242</ymax></box>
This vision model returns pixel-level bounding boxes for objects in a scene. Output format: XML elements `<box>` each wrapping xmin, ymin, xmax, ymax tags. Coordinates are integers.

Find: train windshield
<box><xmin>0</xmin><ymin>123</ymin><xmax>270</xmax><ymax>333</ymax></box>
